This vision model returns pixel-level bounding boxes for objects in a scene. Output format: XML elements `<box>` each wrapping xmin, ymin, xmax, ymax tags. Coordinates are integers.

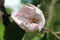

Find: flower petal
<box><xmin>23</xmin><ymin>23</ymin><xmax>39</xmax><ymax>32</ymax></box>
<box><xmin>11</xmin><ymin>4</ymin><xmax>45</xmax><ymax>32</ymax></box>
<box><xmin>34</xmin><ymin>5</ymin><xmax>45</xmax><ymax>31</ymax></box>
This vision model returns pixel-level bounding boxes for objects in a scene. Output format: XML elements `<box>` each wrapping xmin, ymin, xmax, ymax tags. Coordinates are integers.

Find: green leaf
<box><xmin>0</xmin><ymin>20</ymin><xmax>5</xmax><ymax>40</ymax></box>
<box><xmin>5</xmin><ymin>22</ymin><xmax>25</xmax><ymax>40</ymax></box>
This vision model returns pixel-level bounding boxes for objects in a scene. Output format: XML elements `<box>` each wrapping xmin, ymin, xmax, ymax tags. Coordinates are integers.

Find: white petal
<box><xmin>11</xmin><ymin>4</ymin><xmax>45</xmax><ymax>32</ymax></box>
<box><xmin>11</xmin><ymin>11</ymin><xmax>23</xmax><ymax>25</ymax></box>
<box><xmin>35</xmin><ymin>6</ymin><xmax>45</xmax><ymax>31</ymax></box>
<box><xmin>23</xmin><ymin>23</ymin><xmax>39</xmax><ymax>32</ymax></box>
<box><xmin>27</xmin><ymin>4</ymin><xmax>45</xmax><ymax>31</ymax></box>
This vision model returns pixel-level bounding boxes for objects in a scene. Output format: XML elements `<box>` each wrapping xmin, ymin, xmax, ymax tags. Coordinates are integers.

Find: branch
<box><xmin>44</xmin><ymin>27</ymin><xmax>60</xmax><ymax>40</ymax></box>
<box><xmin>43</xmin><ymin>0</ymin><xmax>60</xmax><ymax>40</ymax></box>
<box><xmin>0</xmin><ymin>11</ymin><xmax>3</xmax><ymax>20</ymax></box>
<box><xmin>55</xmin><ymin>32</ymin><xmax>60</xmax><ymax>35</ymax></box>
<box><xmin>46</xmin><ymin>0</ymin><xmax>57</xmax><ymax>27</ymax></box>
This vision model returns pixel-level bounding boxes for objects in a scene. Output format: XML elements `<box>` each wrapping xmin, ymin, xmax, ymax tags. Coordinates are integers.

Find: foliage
<box><xmin>0</xmin><ymin>0</ymin><xmax>60</xmax><ymax>40</ymax></box>
<box><xmin>0</xmin><ymin>20</ymin><xmax>5</xmax><ymax>40</ymax></box>
<box><xmin>5</xmin><ymin>7</ymin><xmax>12</xmax><ymax>14</ymax></box>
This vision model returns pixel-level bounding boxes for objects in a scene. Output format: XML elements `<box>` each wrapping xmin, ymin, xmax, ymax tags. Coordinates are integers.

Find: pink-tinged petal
<box><xmin>25</xmin><ymin>23</ymin><xmax>39</xmax><ymax>32</ymax></box>
<box><xmin>11</xmin><ymin>4</ymin><xmax>45</xmax><ymax>32</ymax></box>
<box><xmin>16</xmin><ymin>16</ymin><xmax>31</xmax><ymax>24</ymax></box>
<box><xmin>11</xmin><ymin>11</ymin><xmax>23</xmax><ymax>25</ymax></box>
<box><xmin>17</xmin><ymin>6</ymin><xmax>36</xmax><ymax>19</ymax></box>
<box><xmin>34</xmin><ymin>6</ymin><xmax>45</xmax><ymax>31</ymax></box>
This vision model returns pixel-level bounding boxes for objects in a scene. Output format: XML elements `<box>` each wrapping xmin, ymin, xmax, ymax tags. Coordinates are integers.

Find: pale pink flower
<box><xmin>11</xmin><ymin>4</ymin><xmax>45</xmax><ymax>32</ymax></box>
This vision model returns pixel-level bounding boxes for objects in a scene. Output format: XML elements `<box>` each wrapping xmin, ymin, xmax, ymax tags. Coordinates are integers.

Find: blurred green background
<box><xmin>0</xmin><ymin>0</ymin><xmax>60</xmax><ymax>40</ymax></box>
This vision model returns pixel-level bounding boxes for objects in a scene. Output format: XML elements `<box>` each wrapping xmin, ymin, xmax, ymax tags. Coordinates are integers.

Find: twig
<box><xmin>46</xmin><ymin>0</ymin><xmax>57</xmax><ymax>27</ymax></box>
<box><xmin>0</xmin><ymin>11</ymin><xmax>3</xmax><ymax>20</ymax></box>
<box><xmin>44</xmin><ymin>0</ymin><xmax>60</xmax><ymax>39</ymax></box>
<box><xmin>44</xmin><ymin>27</ymin><xmax>60</xmax><ymax>40</ymax></box>
<box><xmin>55</xmin><ymin>32</ymin><xmax>60</xmax><ymax>35</ymax></box>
